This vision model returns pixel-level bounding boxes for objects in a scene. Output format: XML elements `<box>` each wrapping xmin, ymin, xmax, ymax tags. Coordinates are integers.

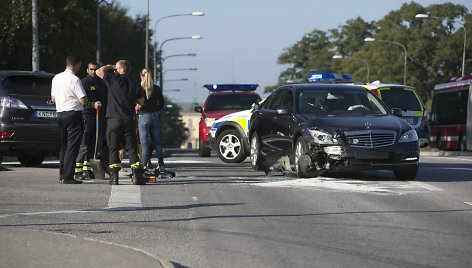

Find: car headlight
<box><xmin>398</xmin><ymin>129</ymin><xmax>418</xmax><ymax>143</ymax></box>
<box><xmin>308</xmin><ymin>129</ymin><xmax>337</xmax><ymax>145</ymax></box>
<box><xmin>204</xmin><ymin>118</ymin><xmax>216</xmax><ymax>127</ymax></box>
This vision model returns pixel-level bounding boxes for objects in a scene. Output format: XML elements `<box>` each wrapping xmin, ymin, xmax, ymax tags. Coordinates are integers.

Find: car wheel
<box><xmin>216</xmin><ymin>129</ymin><xmax>247</xmax><ymax>163</ymax></box>
<box><xmin>199</xmin><ymin>139</ymin><xmax>211</xmax><ymax>157</ymax></box>
<box><xmin>250</xmin><ymin>133</ymin><xmax>263</xmax><ymax>170</ymax></box>
<box><xmin>393</xmin><ymin>165</ymin><xmax>418</xmax><ymax>180</ymax></box>
<box><xmin>294</xmin><ymin>137</ymin><xmax>322</xmax><ymax>178</ymax></box>
<box><xmin>18</xmin><ymin>153</ymin><xmax>46</xmax><ymax>167</ymax></box>
<box><xmin>295</xmin><ymin>137</ymin><xmax>311</xmax><ymax>178</ymax></box>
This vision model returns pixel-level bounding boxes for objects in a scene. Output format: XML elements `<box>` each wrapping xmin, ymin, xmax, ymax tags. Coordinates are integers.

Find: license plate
<box><xmin>355</xmin><ymin>151</ymin><xmax>389</xmax><ymax>160</ymax></box>
<box><xmin>35</xmin><ymin>111</ymin><xmax>57</xmax><ymax>118</ymax></box>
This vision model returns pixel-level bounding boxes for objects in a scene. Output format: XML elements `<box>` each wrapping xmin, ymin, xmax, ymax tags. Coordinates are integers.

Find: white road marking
<box><xmin>409</xmin><ymin>181</ymin><xmax>445</xmax><ymax>192</ymax></box>
<box><xmin>108</xmin><ymin>184</ymin><xmax>142</xmax><ymax>208</ymax></box>
<box><xmin>464</xmin><ymin>202</ymin><xmax>472</xmax><ymax>206</ymax></box>
<box><xmin>252</xmin><ymin>177</ymin><xmax>422</xmax><ymax>195</ymax></box>
<box><xmin>0</xmin><ymin>209</ymin><xmax>99</xmax><ymax>219</ymax></box>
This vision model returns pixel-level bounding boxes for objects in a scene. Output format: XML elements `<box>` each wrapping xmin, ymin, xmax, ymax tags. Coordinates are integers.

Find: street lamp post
<box><xmin>164</xmin><ymin>78</ymin><xmax>189</xmax><ymax>82</ymax></box>
<box><xmin>153</xmin><ymin>12</ymin><xmax>204</xmax><ymax>81</ymax></box>
<box><xmin>154</xmin><ymin>53</ymin><xmax>197</xmax><ymax>82</ymax></box>
<box><xmin>364</xmin><ymin>37</ymin><xmax>407</xmax><ymax>85</ymax></box>
<box><xmin>158</xmin><ymin>36</ymin><xmax>202</xmax><ymax>91</ymax></box>
<box><xmin>163</xmin><ymin>68</ymin><xmax>198</xmax><ymax>75</ymax></box>
<box><xmin>333</xmin><ymin>55</ymin><xmax>371</xmax><ymax>82</ymax></box>
<box><xmin>415</xmin><ymin>13</ymin><xmax>467</xmax><ymax>77</ymax></box>
<box><xmin>95</xmin><ymin>0</ymin><xmax>110</xmax><ymax>65</ymax></box>
<box><xmin>32</xmin><ymin>0</ymin><xmax>39</xmax><ymax>71</ymax></box>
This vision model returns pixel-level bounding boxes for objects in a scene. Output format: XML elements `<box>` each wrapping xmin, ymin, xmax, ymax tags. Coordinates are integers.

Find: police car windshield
<box><xmin>380</xmin><ymin>88</ymin><xmax>421</xmax><ymax>111</ymax></box>
<box><xmin>205</xmin><ymin>94</ymin><xmax>260</xmax><ymax>112</ymax></box>
<box><xmin>298</xmin><ymin>88</ymin><xmax>388</xmax><ymax>115</ymax></box>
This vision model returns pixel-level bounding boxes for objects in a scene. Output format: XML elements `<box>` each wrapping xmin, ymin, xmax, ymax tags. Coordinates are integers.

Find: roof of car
<box><xmin>285</xmin><ymin>83</ymin><xmax>369</xmax><ymax>91</ymax></box>
<box><xmin>0</xmin><ymin>70</ymin><xmax>55</xmax><ymax>78</ymax></box>
<box><xmin>365</xmin><ymin>82</ymin><xmax>413</xmax><ymax>89</ymax></box>
<box><xmin>207</xmin><ymin>90</ymin><xmax>260</xmax><ymax>96</ymax></box>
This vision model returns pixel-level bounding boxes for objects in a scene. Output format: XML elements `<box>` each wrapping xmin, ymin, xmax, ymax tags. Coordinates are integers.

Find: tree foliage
<box><xmin>160</xmin><ymin>97</ymin><xmax>189</xmax><ymax>148</ymax></box>
<box><xmin>268</xmin><ymin>2</ymin><xmax>471</xmax><ymax>103</ymax></box>
<box><xmin>0</xmin><ymin>0</ymin><xmax>188</xmax><ymax>147</ymax></box>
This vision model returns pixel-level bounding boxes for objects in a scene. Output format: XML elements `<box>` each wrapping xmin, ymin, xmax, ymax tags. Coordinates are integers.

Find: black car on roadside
<box><xmin>0</xmin><ymin>71</ymin><xmax>59</xmax><ymax>166</ymax></box>
<box><xmin>248</xmin><ymin>83</ymin><xmax>420</xmax><ymax>180</ymax></box>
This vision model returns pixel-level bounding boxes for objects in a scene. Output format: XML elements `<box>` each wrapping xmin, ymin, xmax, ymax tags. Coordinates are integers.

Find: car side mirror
<box><xmin>194</xmin><ymin>106</ymin><xmax>203</xmax><ymax>113</ymax></box>
<box><xmin>276</xmin><ymin>107</ymin><xmax>289</xmax><ymax>115</ymax></box>
<box><xmin>391</xmin><ymin>108</ymin><xmax>402</xmax><ymax>117</ymax></box>
<box><xmin>251</xmin><ymin>102</ymin><xmax>260</xmax><ymax>112</ymax></box>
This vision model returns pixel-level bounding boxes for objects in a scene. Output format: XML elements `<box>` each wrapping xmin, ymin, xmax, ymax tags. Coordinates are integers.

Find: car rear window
<box><xmin>379</xmin><ymin>88</ymin><xmax>421</xmax><ymax>111</ymax></box>
<box><xmin>1</xmin><ymin>76</ymin><xmax>53</xmax><ymax>96</ymax></box>
<box><xmin>205</xmin><ymin>94</ymin><xmax>260</xmax><ymax>112</ymax></box>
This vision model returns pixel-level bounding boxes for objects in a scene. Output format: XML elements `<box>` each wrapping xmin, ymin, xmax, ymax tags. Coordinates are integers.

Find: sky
<box><xmin>116</xmin><ymin>0</ymin><xmax>470</xmax><ymax>103</ymax></box>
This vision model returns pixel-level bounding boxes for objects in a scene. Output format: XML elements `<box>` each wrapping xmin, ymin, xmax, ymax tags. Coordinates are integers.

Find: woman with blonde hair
<box><xmin>136</xmin><ymin>68</ymin><xmax>166</xmax><ymax>172</ymax></box>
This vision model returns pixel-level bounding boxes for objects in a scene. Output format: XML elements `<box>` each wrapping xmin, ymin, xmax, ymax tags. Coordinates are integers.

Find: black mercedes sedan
<box><xmin>248</xmin><ymin>84</ymin><xmax>420</xmax><ymax>180</ymax></box>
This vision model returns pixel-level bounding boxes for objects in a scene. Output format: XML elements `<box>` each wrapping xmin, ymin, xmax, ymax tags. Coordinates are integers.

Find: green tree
<box><xmin>265</xmin><ymin>30</ymin><xmax>334</xmax><ymax>93</ymax></box>
<box><xmin>269</xmin><ymin>1</ymin><xmax>471</xmax><ymax>104</ymax></box>
<box><xmin>160</xmin><ymin>97</ymin><xmax>189</xmax><ymax>148</ymax></box>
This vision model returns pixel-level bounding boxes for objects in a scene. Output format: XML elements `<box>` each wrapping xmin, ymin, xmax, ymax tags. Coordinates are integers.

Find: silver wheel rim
<box><xmin>295</xmin><ymin>140</ymin><xmax>303</xmax><ymax>173</ymax></box>
<box><xmin>250</xmin><ymin>135</ymin><xmax>259</xmax><ymax>166</ymax></box>
<box><xmin>219</xmin><ymin>134</ymin><xmax>241</xmax><ymax>160</ymax></box>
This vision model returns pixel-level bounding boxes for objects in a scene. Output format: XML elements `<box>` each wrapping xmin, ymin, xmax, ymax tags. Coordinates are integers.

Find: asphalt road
<box><xmin>0</xmin><ymin>151</ymin><xmax>471</xmax><ymax>268</ymax></box>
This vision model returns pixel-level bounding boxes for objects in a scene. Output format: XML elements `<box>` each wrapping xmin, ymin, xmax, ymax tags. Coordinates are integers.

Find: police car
<box><xmin>365</xmin><ymin>81</ymin><xmax>430</xmax><ymax>148</ymax></box>
<box><xmin>195</xmin><ymin>84</ymin><xmax>261</xmax><ymax>158</ymax></box>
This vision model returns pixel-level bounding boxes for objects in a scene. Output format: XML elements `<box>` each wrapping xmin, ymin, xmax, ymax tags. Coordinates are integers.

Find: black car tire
<box><xmin>250</xmin><ymin>133</ymin><xmax>263</xmax><ymax>170</ymax></box>
<box><xmin>393</xmin><ymin>165</ymin><xmax>418</xmax><ymax>180</ymax></box>
<box><xmin>216</xmin><ymin>129</ymin><xmax>247</xmax><ymax>163</ymax></box>
<box><xmin>294</xmin><ymin>137</ymin><xmax>323</xmax><ymax>178</ymax></box>
<box><xmin>18</xmin><ymin>153</ymin><xmax>46</xmax><ymax>167</ymax></box>
<box><xmin>295</xmin><ymin>137</ymin><xmax>311</xmax><ymax>178</ymax></box>
<box><xmin>199</xmin><ymin>139</ymin><xmax>211</xmax><ymax>157</ymax></box>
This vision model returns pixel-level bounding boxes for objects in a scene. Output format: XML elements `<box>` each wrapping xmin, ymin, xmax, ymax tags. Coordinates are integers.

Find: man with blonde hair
<box><xmin>97</xmin><ymin>60</ymin><xmax>145</xmax><ymax>185</ymax></box>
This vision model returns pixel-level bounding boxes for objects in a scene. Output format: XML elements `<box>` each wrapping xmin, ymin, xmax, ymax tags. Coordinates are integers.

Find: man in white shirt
<box><xmin>51</xmin><ymin>55</ymin><xmax>88</xmax><ymax>184</ymax></box>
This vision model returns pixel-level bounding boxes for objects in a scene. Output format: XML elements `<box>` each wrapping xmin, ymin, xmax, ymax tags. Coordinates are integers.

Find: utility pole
<box><xmin>32</xmin><ymin>0</ymin><xmax>39</xmax><ymax>71</ymax></box>
<box><xmin>96</xmin><ymin>0</ymin><xmax>101</xmax><ymax>65</ymax></box>
<box><xmin>145</xmin><ymin>0</ymin><xmax>149</xmax><ymax>68</ymax></box>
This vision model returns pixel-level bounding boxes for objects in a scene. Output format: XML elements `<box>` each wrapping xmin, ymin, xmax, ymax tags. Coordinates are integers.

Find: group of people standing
<box><xmin>51</xmin><ymin>55</ymin><xmax>166</xmax><ymax>185</ymax></box>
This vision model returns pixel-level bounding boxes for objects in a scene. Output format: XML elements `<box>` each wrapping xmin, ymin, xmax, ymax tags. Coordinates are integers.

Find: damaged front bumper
<box><xmin>304</xmin><ymin>141</ymin><xmax>420</xmax><ymax>172</ymax></box>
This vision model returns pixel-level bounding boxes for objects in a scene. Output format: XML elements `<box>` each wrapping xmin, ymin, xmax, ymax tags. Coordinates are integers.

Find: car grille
<box><xmin>345</xmin><ymin>130</ymin><xmax>396</xmax><ymax>148</ymax></box>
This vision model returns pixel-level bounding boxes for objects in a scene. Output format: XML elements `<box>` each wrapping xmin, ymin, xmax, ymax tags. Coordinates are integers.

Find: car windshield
<box><xmin>298</xmin><ymin>88</ymin><xmax>388</xmax><ymax>115</ymax></box>
<box><xmin>205</xmin><ymin>94</ymin><xmax>260</xmax><ymax>112</ymax></box>
<box><xmin>379</xmin><ymin>88</ymin><xmax>422</xmax><ymax>111</ymax></box>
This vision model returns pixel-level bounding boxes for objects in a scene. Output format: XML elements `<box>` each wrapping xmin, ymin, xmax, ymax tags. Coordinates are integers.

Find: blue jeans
<box><xmin>138</xmin><ymin>112</ymin><xmax>164</xmax><ymax>168</ymax></box>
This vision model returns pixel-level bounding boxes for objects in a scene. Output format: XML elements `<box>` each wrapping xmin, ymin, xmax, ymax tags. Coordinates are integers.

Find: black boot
<box><xmin>109</xmin><ymin>167</ymin><xmax>120</xmax><ymax>185</ymax></box>
<box><xmin>131</xmin><ymin>166</ymin><xmax>146</xmax><ymax>185</ymax></box>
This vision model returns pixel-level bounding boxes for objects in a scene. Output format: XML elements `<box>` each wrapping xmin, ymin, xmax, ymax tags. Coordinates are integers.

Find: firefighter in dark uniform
<box><xmin>96</xmin><ymin>60</ymin><xmax>146</xmax><ymax>185</ymax></box>
<box><xmin>74</xmin><ymin>62</ymin><xmax>108</xmax><ymax>180</ymax></box>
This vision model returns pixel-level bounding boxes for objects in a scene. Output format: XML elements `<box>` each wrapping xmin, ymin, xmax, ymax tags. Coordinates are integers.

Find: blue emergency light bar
<box><xmin>306</xmin><ymin>73</ymin><xmax>353</xmax><ymax>83</ymax></box>
<box><xmin>203</xmin><ymin>84</ymin><xmax>259</xmax><ymax>92</ymax></box>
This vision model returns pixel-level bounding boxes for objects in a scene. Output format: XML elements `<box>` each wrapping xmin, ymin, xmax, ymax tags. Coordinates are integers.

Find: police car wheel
<box><xmin>217</xmin><ymin>129</ymin><xmax>247</xmax><ymax>163</ymax></box>
<box><xmin>199</xmin><ymin>139</ymin><xmax>211</xmax><ymax>157</ymax></box>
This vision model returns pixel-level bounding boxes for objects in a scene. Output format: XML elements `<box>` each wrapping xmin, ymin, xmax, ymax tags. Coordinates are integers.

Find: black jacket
<box><xmin>81</xmin><ymin>75</ymin><xmax>108</xmax><ymax>116</ymax></box>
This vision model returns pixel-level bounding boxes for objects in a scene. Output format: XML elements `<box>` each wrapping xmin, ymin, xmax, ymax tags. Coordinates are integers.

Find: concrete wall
<box><xmin>180</xmin><ymin>112</ymin><xmax>201</xmax><ymax>149</ymax></box>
